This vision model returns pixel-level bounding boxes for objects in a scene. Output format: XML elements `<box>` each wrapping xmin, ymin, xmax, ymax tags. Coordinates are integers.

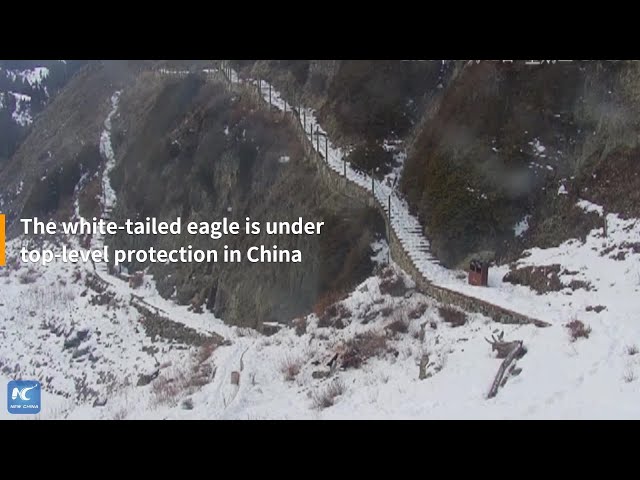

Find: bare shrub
<box><xmin>129</xmin><ymin>271</ymin><xmax>144</xmax><ymax>289</ymax></box>
<box><xmin>312</xmin><ymin>379</ymin><xmax>346</xmax><ymax>410</ymax></box>
<box><xmin>150</xmin><ymin>373</ymin><xmax>185</xmax><ymax>407</ymax></box>
<box><xmin>293</xmin><ymin>317</ymin><xmax>307</xmax><ymax>336</ymax></box>
<box><xmin>151</xmin><ymin>345</ymin><xmax>217</xmax><ymax>406</ymax></box>
<box><xmin>566</xmin><ymin>319</ymin><xmax>592</xmax><ymax>342</ymax></box>
<box><xmin>626</xmin><ymin>344</ymin><xmax>639</xmax><ymax>356</ymax></box>
<box><xmin>386</xmin><ymin>308</ymin><xmax>410</xmax><ymax>335</ymax></box>
<box><xmin>318</xmin><ymin>302</ymin><xmax>351</xmax><ymax>329</ymax></box>
<box><xmin>196</xmin><ymin>341</ymin><xmax>217</xmax><ymax>365</ymax></box>
<box><xmin>7</xmin><ymin>256</ymin><xmax>22</xmax><ymax>272</ymax></box>
<box><xmin>112</xmin><ymin>407</ymin><xmax>129</xmax><ymax>420</ymax></box>
<box><xmin>623</xmin><ymin>369</ymin><xmax>636</xmax><ymax>383</ymax></box>
<box><xmin>313</xmin><ymin>290</ymin><xmax>343</xmax><ymax>317</ymax></box>
<box><xmin>72</xmin><ymin>269</ymin><xmax>83</xmax><ymax>283</ymax></box>
<box><xmin>236</xmin><ymin>327</ymin><xmax>256</xmax><ymax>338</ymax></box>
<box><xmin>280</xmin><ymin>356</ymin><xmax>303</xmax><ymax>382</ymax></box>
<box><xmin>379</xmin><ymin>268</ymin><xmax>406</xmax><ymax>297</ymax></box>
<box><xmin>30</xmin><ymin>285</ymin><xmax>76</xmax><ymax>310</ymax></box>
<box><xmin>342</xmin><ymin>331</ymin><xmax>388</xmax><ymax>369</ymax></box>
<box><xmin>408</xmin><ymin>303</ymin><xmax>427</xmax><ymax>319</ymax></box>
<box><xmin>19</xmin><ymin>268</ymin><xmax>39</xmax><ymax>284</ymax></box>
<box><xmin>438</xmin><ymin>306</ymin><xmax>467</xmax><ymax>327</ymax></box>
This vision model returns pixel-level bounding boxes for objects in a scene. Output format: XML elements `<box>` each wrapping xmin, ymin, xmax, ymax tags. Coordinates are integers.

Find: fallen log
<box><xmin>487</xmin><ymin>340</ymin><xmax>524</xmax><ymax>399</ymax></box>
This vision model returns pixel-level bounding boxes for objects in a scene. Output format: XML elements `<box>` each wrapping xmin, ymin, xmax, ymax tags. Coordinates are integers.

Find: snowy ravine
<box><xmin>99</xmin><ymin>91</ymin><xmax>121</xmax><ymax>216</ymax></box>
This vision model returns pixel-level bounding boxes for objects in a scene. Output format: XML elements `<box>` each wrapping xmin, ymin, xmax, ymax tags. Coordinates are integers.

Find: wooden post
<box><xmin>316</xmin><ymin>131</ymin><xmax>320</xmax><ymax>153</ymax></box>
<box><xmin>372</xmin><ymin>171</ymin><xmax>374</xmax><ymax>196</ymax></box>
<box><xmin>303</xmin><ymin>110</ymin><xmax>306</xmax><ymax>131</ymax></box>
<box><xmin>419</xmin><ymin>354</ymin><xmax>429</xmax><ymax>380</ymax></box>
<box><xmin>325</xmin><ymin>136</ymin><xmax>328</xmax><ymax>162</ymax></box>
<box><xmin>603</xmin><ymin>211</ymin><xmax>607</xmax><ymax>238</ymax></box>
<box><xmin>387</xmin><ymin>195</ymin><xmax>392</xmax><ymax>265</ymax></box>
<box><xmin>269</xmin><ymin>84</ymin><xmax>272</xmax><ymax>108</ymax></box>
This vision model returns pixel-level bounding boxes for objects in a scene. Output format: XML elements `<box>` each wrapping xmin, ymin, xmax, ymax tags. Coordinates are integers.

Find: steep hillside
<box><xmin>240</xmin><ymin>60</ymin><xmax>640</xmax><ymax>270</ymax></box>
<box><xmin>1</xmin><ymin>64</ymin><xmax>385</xmax><ymax>330</ymax></box>
<box><xmin>107</xmin><ymin>72</ymin><xmax>384</xmax><ymax>328</ymax></box>
<box><xmin>0</xmin><ymin>60</ymin><xmax>86</xmax><ymax>162</ymax></box>
<box><xmin>2</xmin><ymin>60</ymin><xmax>640</xmax><ymax>420</ymax></box>
<box><xmin>0</xmin><ymin>61</ymin><xmax>140</xmax><ymax>231</ymax></box>
<box><xmin>402</xmin><ymin>60</ymin><xmax>640</xmax><ymax>268</ymax></box>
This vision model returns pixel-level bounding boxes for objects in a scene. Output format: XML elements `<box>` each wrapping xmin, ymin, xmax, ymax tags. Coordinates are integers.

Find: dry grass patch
<box><xmin>566</xmin><ymin>319</ymin><xmax>592</xmax><ymax>342</ymax></box>
<box><xmin>280</xmin><ymin>356</ymin><xmax>304</xmax><ymax>382</ymax></box>
<box><xmin>312</xmin><ymin>379</ymin><xmax>346</xmax><ymax>410</ymax></box>
<box><xmin>438</xmin><ymin>305</ymin><xmax>467</xmax><ymax>327</ymax></box>
<box><xmin>341</xmin><ymin>331</ymin><xmax>388</xmax><ymax>370</ymax></box>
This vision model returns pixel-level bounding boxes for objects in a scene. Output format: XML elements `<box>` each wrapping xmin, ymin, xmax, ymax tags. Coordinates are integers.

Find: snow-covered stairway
<box><xmin>157</xmin><ymin>64</ymin><xmax>550</xmax><ymax>328</ymax></box>
<box><xmin>218</xmin><ymin>64</ymin><xmax>450</xmax><ymax>277</ymax></box>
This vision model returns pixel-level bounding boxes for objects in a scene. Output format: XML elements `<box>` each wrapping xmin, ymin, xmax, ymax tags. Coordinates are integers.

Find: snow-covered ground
<box><xmin>0</xmin><ymin>237</ymin><xmax>230</xmax><ymax>420</ymax></box>
<box><xmin>2</xmin><ymin>236</ymin><xmax>638</xmax><ymax>419</ymax></box>
<box><xmin>2</xmin><ymin>65</ymin><xmax>639</xmax><ymax>419</ymax></box>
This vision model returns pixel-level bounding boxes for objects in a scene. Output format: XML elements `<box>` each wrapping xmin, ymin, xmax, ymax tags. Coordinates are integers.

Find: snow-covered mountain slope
<box><xmin>0</xmin><ymin>60</ymin><xmax>85</xmax><ymax>161</ymax></box>
<box><xmin>0</xmin><ymin>236</ymin><xmax>230</xmax><ymax>420</ymax></box>
<box><xmin>0</xmin><ymin>64</ymin><xmax>52</xmax><ymax>128</ymax></box>
<box><xmin>2</xmin><ymin>64</ymin><xmax>639</xmax><ymax>419</ymax></box>
<box><xmin>2</xmin><ymin>226</ymin><xmax>638</xmax><ymax>419</ymax></box>
<box><xmin>219</xmin><ymin>65</ymin><xmax>640</xmax><ymax>332</ymax></box>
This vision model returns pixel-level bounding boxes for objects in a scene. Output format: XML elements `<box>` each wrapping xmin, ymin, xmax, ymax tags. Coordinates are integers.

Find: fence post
<box><xmin>303</xmin><ymin>110</ymin><xmax>306</xmax><ymax>131</ymax></box>
<box><xmin>343</xmin><ymin>158</ymin><xmax>346</xmax><ymax>177</ymax></box>
<box><xmin>269</xmin><ymin>84</ymin><xmax>272</xmax><ymax>108</ymax></box>
<box><xmin>316</xmin><ymin>131</ymin><xmax>320</xmax><ymax>154</ymax></box>
<box><xmin>387</xmin><ymin>195</ymin><xmax>392</xmax><ymax>265</ymax></box>
<box><xmin>372</xmin><ymin>171</ymin><xmax>374</xmax><ymax>196</ymax></box>
<box><xmin>325</xmin><ymin>136</ymin><xmax>328</xmax><ymax>162</ymax></box>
